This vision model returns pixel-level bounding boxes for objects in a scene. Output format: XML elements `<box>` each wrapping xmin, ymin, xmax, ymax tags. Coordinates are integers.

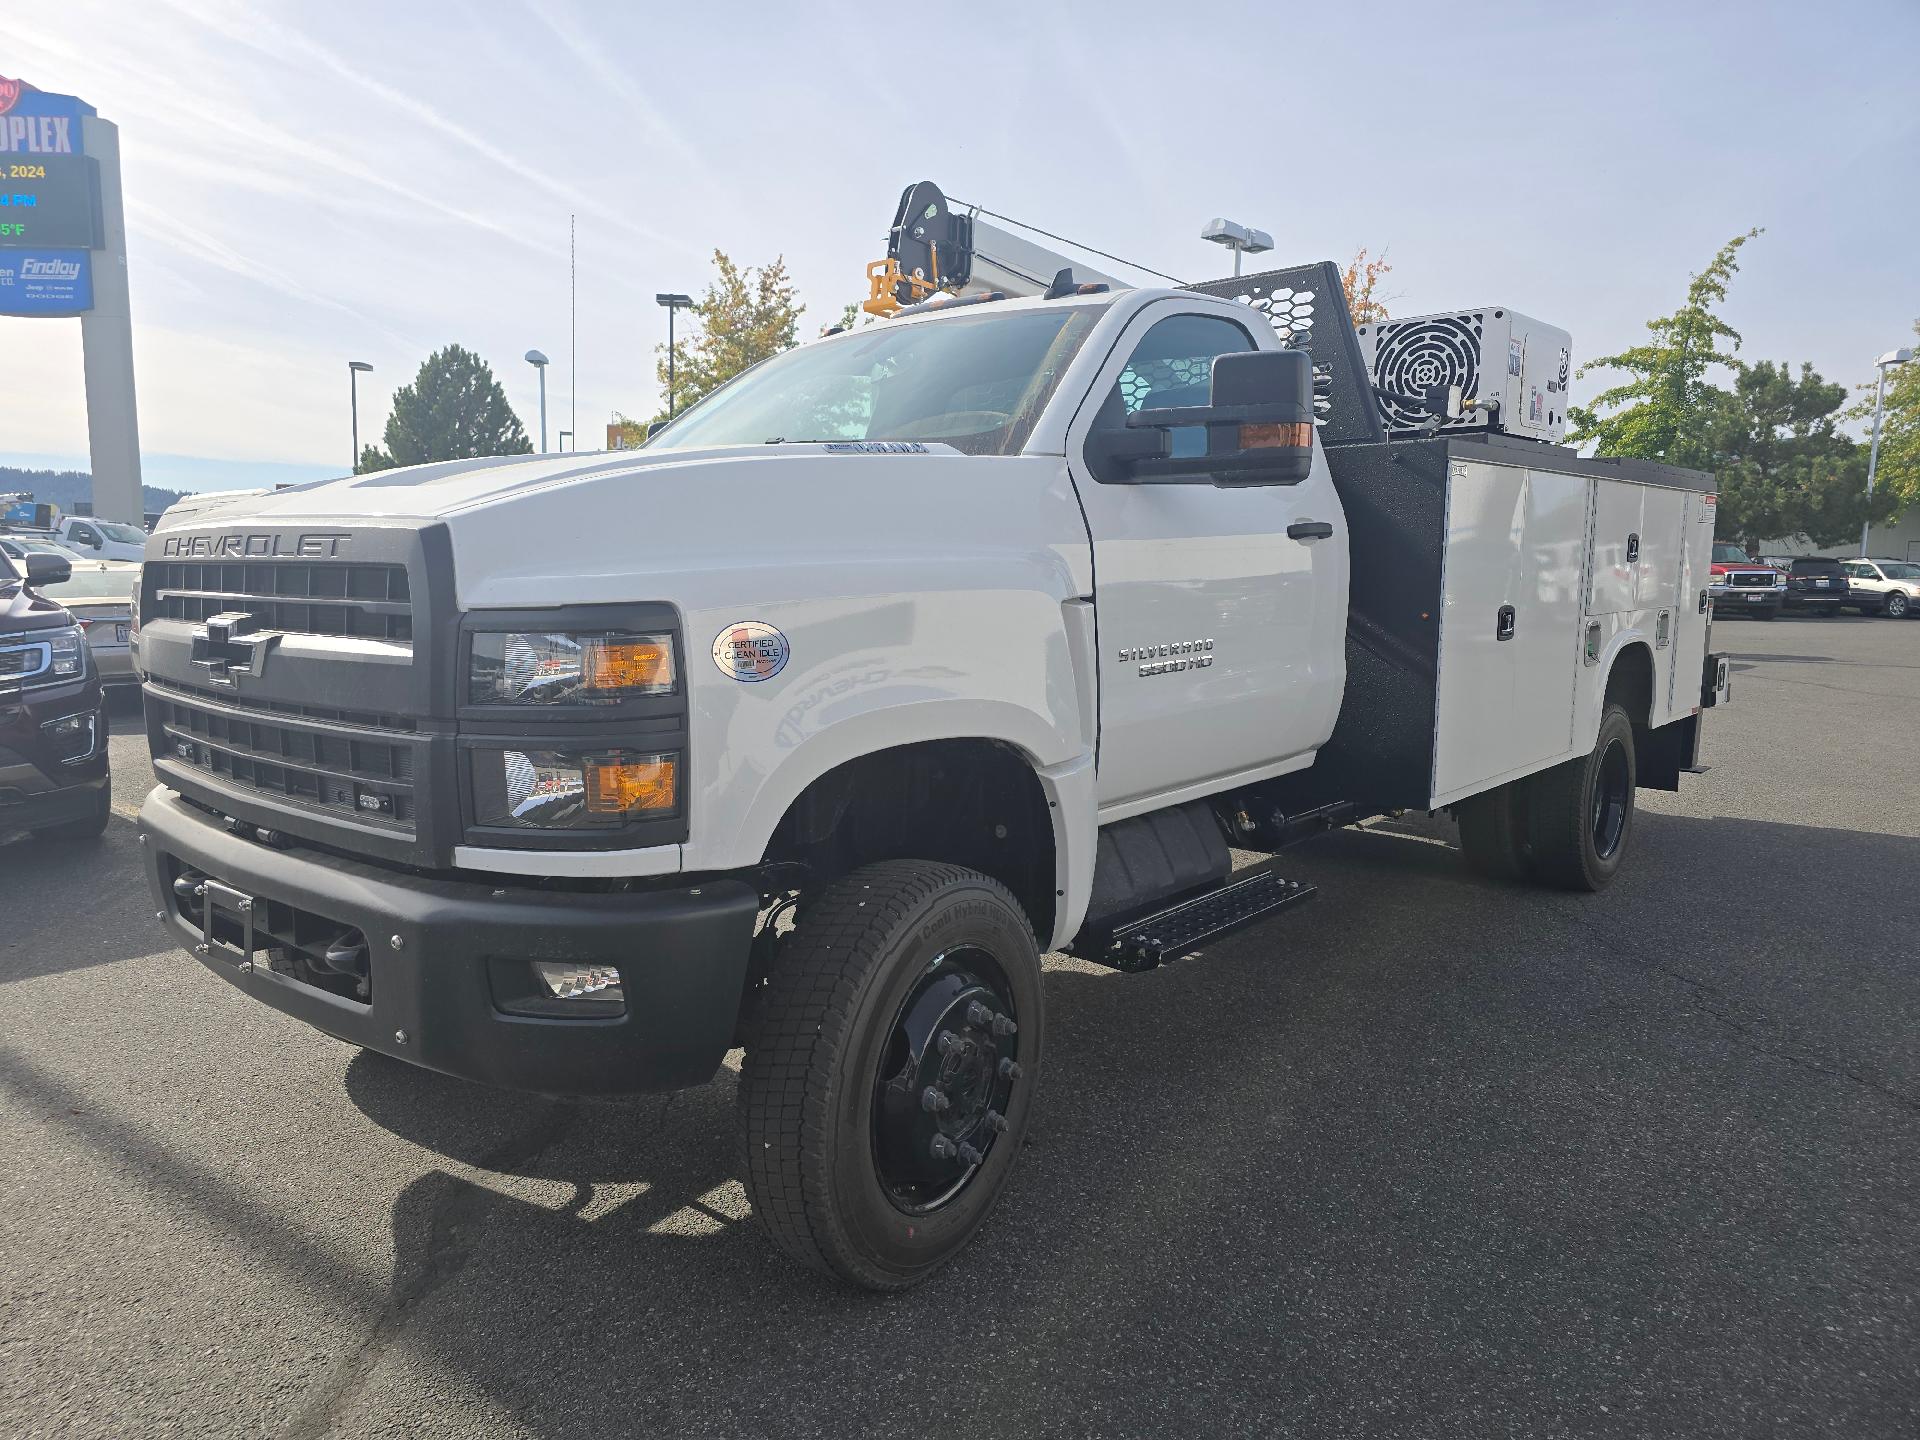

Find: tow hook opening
<box><xmin>166</xmin><ymin>862</ymin><xmax>374</xmax><ymax>1006</ymax></box>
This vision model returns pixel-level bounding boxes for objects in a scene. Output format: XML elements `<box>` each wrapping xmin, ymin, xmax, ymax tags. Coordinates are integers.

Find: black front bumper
<box><xmin>138</xmin><ymin>787</ymin><xmax>760</xmax><ymax>1095</ymax></box>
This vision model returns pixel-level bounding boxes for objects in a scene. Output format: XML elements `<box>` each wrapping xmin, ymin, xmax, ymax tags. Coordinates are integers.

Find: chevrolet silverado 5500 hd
<box><xmin>133</xmin><ymin>184</ymin><xmax>1730</xmax><ymax>1289</ymax></box>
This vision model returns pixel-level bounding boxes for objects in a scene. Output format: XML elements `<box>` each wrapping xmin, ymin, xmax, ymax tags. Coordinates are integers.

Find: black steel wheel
<box><xmin>738</xmin><ymin>860</ymin><xmax>1042</xmax><ymax>1290</ymax></box>
<box><xmin>1527</xmin><ymin>704</ymin><xmax>1637</xmax><ymax>892</ymax></box>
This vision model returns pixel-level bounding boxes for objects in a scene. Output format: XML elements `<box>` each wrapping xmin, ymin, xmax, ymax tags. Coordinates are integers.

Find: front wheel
<box><xmin>1885</xmin><ymin>592</ymin><xmax>1911</xmax><ymax>619</ymax></box>
<box><xmin>32</xmin><ymin>775</ymin><xmax>111</xmax><ymax>842</ymax></box>
<box><xmin>738</xmin><ymin>860</ymin><xmax>1043</xmax><ymax>1290</ymax></box>
<box><xmin>1527</xmin><ymin>705</ymin><xmax>1636</xmax><ymax>892</ymax></box>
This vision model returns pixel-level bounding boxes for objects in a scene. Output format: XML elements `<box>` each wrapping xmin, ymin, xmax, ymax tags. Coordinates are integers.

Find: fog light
<box><xmin>42</xmin><ymin>710</ymin><xmax>97</xmax><ymax>763</ymax></box>
<box><xmin>533</xmin><ymin>961</ymin><xmax>623</xmax><ymax>1001</ymax></box>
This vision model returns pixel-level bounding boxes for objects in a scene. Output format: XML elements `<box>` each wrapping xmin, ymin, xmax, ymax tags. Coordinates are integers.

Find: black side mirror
<box><xmin>1107</xmin><ymin>349</ymin><xmax>1316</xmax><ymax>487</ymax></box>
<box><xmin>24</xmin><ymin>552</ymin><xmax>72</xmax><ymax>587</ymax></box>
<box><xmin>646</xmin><ymin>420</ymin><xmax>670</xmax><ymax>441</ymax></box>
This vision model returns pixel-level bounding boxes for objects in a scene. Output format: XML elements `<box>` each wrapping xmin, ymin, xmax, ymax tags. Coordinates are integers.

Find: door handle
<box><xmin>1287</xmin><ymin>520</ymin><xmax>1334</xmax><ymax>542</ymax></box>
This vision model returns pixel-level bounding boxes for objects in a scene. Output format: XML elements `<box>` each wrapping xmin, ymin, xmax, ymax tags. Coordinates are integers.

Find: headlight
<box><xmin>471</xmin><ymin>747</ymin><xmax>678</xmax><ymax>830</ymax></box>
<box><xmin>47</xmin><ymin>624</ymin><xmax>86</xmax><ymax>679</ymax></box>
<box><xmin>469</xmin><ymin>631</ymin><xmax>675</xmax><ymax>706</ymax></box>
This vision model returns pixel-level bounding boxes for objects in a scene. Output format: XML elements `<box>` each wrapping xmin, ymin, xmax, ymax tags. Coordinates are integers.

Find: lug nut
<box><xmin>936</xmin><ymin>1030</ymin><xmax>964</xmax><ymax>1058</ymax></box>
<box><xmin>920</xmin><ymin>1086</ymin><xmax>951</xmax><ymax>1113</ymax></box>
<box><xmin>929</xmin><ymin>1134</ymin><xmax>957</xmax><ymax>1161</ymax></box>
<box><xmin>985</xmin><ymin>1110</ymin><xmax>1009</xmax><ymax>1134</ymax></box>
<box><xmin>998</xmin><ymin>1058</ymin><xmax>1023</xmax><ymax>1080</ymax></box>
<box><xmin>992</xmin><ymin>1014</ymin><xmax>1018</xmax><ymax>1038</ymax></box>
<box><xmin>957</xmin><ymin>1142</ymin><xmax>986</xmax><ymax>1166</ymax></box>
<box><xmin>967</xmin><ymin>1001</ymin><xmax>992</xmax><ymax>1027</ymax></box>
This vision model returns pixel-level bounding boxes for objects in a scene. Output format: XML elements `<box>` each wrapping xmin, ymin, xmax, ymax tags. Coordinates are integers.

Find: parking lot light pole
<box><xmin>1862</xmin><ymin>347</ymin><xmax>1914</xmax><ymax>556</ymax></box>
<box><xmin>525</xmin><ymin>350</ymin><xmax>550</xmax><ymax>453</ymax></box>
<box><xmin>656</xmin><ymin>293</ymin><xmax>693</xmax><ymax>418</ymax></box>
<box><xmin>347</xmin><ymin>361</ymin><xmax>372</xmax><ymax>473</ymax></box>
<box><xmin>1200</xmin><ymin>217</ymin><xmax>1274</xmax><ymax>278</ymax></box>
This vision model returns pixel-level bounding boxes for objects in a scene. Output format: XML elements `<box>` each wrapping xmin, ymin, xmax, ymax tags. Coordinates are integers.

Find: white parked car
<box><xmin>1842</xmin><ymin>558</ymin><xmax>1920</xmax><ymax>618</ymax></box>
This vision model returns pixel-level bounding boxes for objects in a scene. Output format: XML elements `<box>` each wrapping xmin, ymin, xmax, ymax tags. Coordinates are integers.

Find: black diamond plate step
<box><xmin>1100</xmin><ymin>869</ymin><xmax>1317</xmax><ymax>972</ymax></box>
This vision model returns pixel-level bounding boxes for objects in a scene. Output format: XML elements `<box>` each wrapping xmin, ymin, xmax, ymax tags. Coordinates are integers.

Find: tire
<box><xmin>1527</xmin><ymin>704</ymin><xmax>1636</xmax><ymax>892</ymax></box>
<box><xmin>1455</xmin><ymin>779</ymin><xmax>1533</xmax><ymax>881</ymax></box>
<box><xmin>1758</xmin><ymin>608</ymin><xmax>1776</xmax><ymax>621</ymax></box>
<box><xmin>32</xmin><ymin>775</ymin><xmax>111</xmax><ymax>842</ymax></box>
<box><xmin>1885</xmin><ymin>592</ymin><xmax>1910</xmax><ymax>619</ymax></box>
<box><xmin>738</xmin><ymin>860</ymin><xmax>1043</xmax><ymax>1290</ymax></box>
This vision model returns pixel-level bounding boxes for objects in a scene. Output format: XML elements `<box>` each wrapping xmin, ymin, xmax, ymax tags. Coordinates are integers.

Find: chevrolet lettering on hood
<box><xmin>160</xmin><ymin>532</ymin><xmax>351</xmax><ymax>559</ymax></box>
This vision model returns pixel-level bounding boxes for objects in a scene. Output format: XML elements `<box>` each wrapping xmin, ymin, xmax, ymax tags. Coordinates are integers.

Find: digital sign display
<box><xmin>0</xmin><ymin>155</ymin><xmax>100</xmax><ymax>249</ymax></box>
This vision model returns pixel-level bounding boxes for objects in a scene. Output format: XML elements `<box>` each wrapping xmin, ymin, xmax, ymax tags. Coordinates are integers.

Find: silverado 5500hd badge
<box><xmin>712</xmin><ymin>621</ymin><xmax>790</xmax><ymax>682</ymax></box>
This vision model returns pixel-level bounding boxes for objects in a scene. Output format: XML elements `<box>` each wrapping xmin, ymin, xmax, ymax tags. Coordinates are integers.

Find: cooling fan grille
<box><xmin>1370</xmin><ymin>314</ymin><xmax>1484</xmax><ymax>431</ymax></box>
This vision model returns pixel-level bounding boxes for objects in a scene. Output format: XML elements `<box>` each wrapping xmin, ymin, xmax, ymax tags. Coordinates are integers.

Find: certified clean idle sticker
<box><xmin>711</xmin><ymin>621</ymin><xmax>790</xmax><ymax>682</ymax></box>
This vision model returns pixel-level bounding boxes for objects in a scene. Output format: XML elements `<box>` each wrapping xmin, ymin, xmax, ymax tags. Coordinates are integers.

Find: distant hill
<box><xmin>0</xmin><ymin>466</ymin><xmax>186</xmax><ymax>518</ymax></box>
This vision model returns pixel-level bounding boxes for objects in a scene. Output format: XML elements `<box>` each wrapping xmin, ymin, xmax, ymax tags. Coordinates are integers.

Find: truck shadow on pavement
<box><xmin>297</xmin><ymin>805</ymin><xmax>1920</xmax><ymax>1437</ymax></box>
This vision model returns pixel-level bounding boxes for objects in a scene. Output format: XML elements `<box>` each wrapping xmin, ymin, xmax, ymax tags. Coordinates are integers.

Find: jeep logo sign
<box><xmin>160</xmin><ymin>533</ymin><xmax>351</xmax><ymax>558</ymax></box>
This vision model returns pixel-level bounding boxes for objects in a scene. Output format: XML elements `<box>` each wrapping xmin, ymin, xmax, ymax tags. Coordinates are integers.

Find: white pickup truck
<box><xmin>132</xmin><ymin>204</ymin><xmax>1729</xmax><ymax>1289</ymax></box>
<box><xmin>45</xmin><ymin>513</ymin><xmax>149</xmax><ymax>562</ymax></box>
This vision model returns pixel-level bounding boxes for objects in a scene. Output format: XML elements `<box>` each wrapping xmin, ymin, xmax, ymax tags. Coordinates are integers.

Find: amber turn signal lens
<box><xmin>1239</xmin><ymin>422</ymin><xmax>1314</xmax><ymax>450</ymax></box>
<box><xmin>583</xmin><ymin>637</ymin><xmax>674</xmax><ymax>694</ymax></box>
<box><xmin>584</xmin><ymin>754</ymin><xmax>677</xmax><ymax>814</ymax></box>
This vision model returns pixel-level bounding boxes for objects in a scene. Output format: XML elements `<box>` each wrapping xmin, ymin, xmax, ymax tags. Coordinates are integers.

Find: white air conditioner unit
<box><xmin>1356</xmin><ymin>308</ymin><xmax>1572</xmax><ymax>444</ymax></box>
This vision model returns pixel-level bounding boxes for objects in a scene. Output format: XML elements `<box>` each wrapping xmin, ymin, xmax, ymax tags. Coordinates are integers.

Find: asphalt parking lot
<box><xmin>3</xmin><ymin>613</ymin><xmax>1917</xmax><ymax>1439</ymax></box>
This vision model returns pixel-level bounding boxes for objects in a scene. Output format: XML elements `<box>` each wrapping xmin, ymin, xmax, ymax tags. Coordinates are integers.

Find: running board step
<box><xmin>1096</xmin><ymin>870</ymin><xmax>1317</xmax><ymax>973</ymax></box>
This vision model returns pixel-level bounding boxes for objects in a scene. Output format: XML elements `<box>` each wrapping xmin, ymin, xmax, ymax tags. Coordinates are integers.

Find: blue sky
<box><xmin>3</xmin><ymin>0</ymin><xmax>1916</xmax><ymax>492</ymax></box>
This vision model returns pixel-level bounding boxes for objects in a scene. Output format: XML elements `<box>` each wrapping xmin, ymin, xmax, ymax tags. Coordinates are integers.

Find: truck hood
<box><xmin>0</xmin><ymin>580</ymin><xmax>73</xmax><ymax>634</ymax></box>
<box><xmin>155</xmin><ymin>446</ymin><xmax>961</xmax><ymax>528</ymax></box>
<box><xmin>149</xmin><ymin>444</ymin><xmax>1094</xmax><ymax>614</ymax></box>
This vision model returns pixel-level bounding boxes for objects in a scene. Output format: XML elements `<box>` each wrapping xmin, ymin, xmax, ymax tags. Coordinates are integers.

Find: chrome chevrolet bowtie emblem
<box><xmin>189</xmin><ymin>611</ymin><xmax>281</xmax><ymax>687</ymax></box>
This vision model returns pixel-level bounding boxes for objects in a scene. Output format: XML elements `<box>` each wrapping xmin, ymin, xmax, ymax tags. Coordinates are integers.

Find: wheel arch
<box><xmin>1601</xmin><ymin>638</ymin><xmax>1657</xmax><ymax>728</ymax></box>
<box><xmin>759</xmin><ymin>731</ymin><xmax>1086</xmax><ymax>949</ymax></box>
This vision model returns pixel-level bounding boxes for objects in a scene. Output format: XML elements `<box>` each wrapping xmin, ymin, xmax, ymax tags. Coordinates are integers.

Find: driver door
<box><xmin>1066</xmin><ymin>303</ymin><xmax>1349</xmax><ymax>815</ymax></box>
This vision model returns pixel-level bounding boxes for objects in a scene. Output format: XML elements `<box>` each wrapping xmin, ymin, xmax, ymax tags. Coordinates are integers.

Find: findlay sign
<box><xmin>0</xmin><ymin>79</ymin><xmax>95</xmax><ymax>316</ymax></box>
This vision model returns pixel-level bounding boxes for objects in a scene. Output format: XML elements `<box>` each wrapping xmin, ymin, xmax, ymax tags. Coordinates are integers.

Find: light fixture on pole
<box><xmin>1862</xmin><ymin>346</ymin><xmax>1914</xmax><ymax>556</ymax></box>
<box><xmin>347</xmin><ymin>361</ymin><xmax>373</xmax><ymax>473</ymax></box>
<box><xmin>1200</xmin><ymin>217</ymin><xmax>1274</xmax><ymax>278</ymax></box>
<box><xmin>525</xmin><ymin>349</ymin><xmax>550</xmax><ymax>454</ymax></box>
<box><xmin>656</xmin><ymin>293</ymin><xmax>693</xmax><ymax>418</ymax></box>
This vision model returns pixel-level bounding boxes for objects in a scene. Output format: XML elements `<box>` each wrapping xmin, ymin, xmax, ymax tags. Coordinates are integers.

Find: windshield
<box><xmin>1880</xmin><ymin>562</ymin><xmax>1920</xmax><ymax>580</ymax></box>
<box><xmin>648</xmin><ymin>304</ymin><xmax>1106</xmax><ymax>456</ymax></box>
<box><xmin>95</xmin><ymin>521</ymin><xmax>146</xmax><ymax>544</ymax></box>
<box><xmin>42</xmin><ymin>566</ymin><xmax>139</xmax><ymax>599</ymax></box>
<box><xmin>1712</xmin><ymin>543</ymin><xmax>1751</xmax><ymax>564</ymax></box>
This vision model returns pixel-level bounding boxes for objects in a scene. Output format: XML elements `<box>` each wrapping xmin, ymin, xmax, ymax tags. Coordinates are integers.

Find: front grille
<box><xmin>146</xmin><ymin>560</ymin><xmax>412</xmax><ymax>644</ymax></box>
<box><xmin>0</xmin><ymin>645</ymin><xmax>42</xmax><ymax>678</ymax></box>
<box><xmin>1728</xmin><ymin>571</ymin><xmax>1778</xmax><ymax>588</ymax></box>
<box><xmin>152</xmin><ymin>681</ymin><xmax>415</xmax><ymax>829</ymax></box>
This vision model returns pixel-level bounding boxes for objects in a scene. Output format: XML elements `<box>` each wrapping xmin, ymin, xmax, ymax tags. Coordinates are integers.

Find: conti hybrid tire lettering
<box><xmin>737</xmin><ymin>860</ymin><xmax>1043</xmax><ymax>1291</ymax></box>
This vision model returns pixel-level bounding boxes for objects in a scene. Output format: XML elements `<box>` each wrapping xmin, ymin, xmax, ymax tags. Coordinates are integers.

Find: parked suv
<box><xmin>1782</xmin><ymin>556</ymin><xmax>1850</xmax><ymax>614</ymax></box>
<box><xmin>0</xmin><ymin>549</ymin><xmax>111</xmax><ymax>840</ymax></box>
<box><xmin>1842</xmin><ymin>558</ymin><xmax>1920</xmax><ymax>618</ymax></box>
<box><xmin>1708</xmin><ymin>541</ymin><xmax>1786</xmax><ymax>619</ymax></box>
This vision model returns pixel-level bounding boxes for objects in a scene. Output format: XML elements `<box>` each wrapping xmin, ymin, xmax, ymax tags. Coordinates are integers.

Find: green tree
<box><xmin>655</xmin><ymin>251</ymin><xmax>803</xmax><ymax>419</ymax></box>
<box><xmin>1706</xmin><ymin>360</ymin><xmax>1886</xmax><ymax>546</ymax></box>
<box><xmin>1850</xmin><ymin>319</ymin><xmax>1920</xmax><ymax>514</ymax></box>
<box><xmin>1568</xmin><ymin>229</ymin><xmax>1761</xmax><ymax>469</ymax></box>
<box><xmin>356</xmin><ymin>344</ymin><xmax>531</xmax><ymax>472</ymax></box>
